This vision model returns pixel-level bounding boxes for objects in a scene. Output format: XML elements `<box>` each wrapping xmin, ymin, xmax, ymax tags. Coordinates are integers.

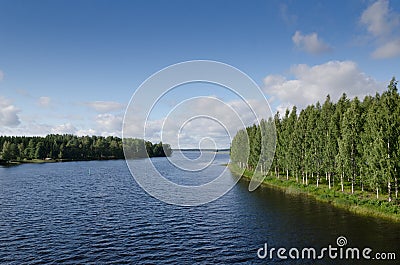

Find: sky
<box><xmin>0</xmin><ymin>0</ymin><xmax>399</xmax><ymax>148</ymax></box>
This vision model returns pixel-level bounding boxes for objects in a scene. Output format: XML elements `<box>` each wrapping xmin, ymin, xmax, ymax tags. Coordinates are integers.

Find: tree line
<box><xmin>231</xmin><ymin>78</ymin><xmax>399</xmax><ymax>202</ymax></box>
<box><xmin>0</xmin><ymin>134</ymin><xmax>172</xmax><ymax>162</ymax></box>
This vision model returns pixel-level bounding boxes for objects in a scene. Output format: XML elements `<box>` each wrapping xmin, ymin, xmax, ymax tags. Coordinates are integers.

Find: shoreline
<box><xmin>229</xmin><ymin>164</ymin><xmax>400</xmax><ymax>223</ymax></box>
<box><xmin>0</xmin><ymin>155</ymin><xmax>174</xmax><ymax>167</ymax></box>
<box><xmin>0</xmin><ymin>157</ymin><xmax>127</xmax><ymax>166</ymax></box>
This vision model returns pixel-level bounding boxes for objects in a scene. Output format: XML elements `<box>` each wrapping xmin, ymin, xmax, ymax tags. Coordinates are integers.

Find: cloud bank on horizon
<box><xmin>0</xmin><ymin>0</ymin><xmax>399</xmax><ymax>148</ymax></box>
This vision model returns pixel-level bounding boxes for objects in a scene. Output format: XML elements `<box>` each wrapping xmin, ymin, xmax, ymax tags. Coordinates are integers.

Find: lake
<box><xmin>0</xmin><ymin>152</ymin><xmax>399</xmax><ymax>264</ymax></box>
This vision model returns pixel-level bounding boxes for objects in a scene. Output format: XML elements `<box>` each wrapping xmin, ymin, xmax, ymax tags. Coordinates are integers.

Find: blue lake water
<box><xmin>0</xmin><ymin>152</ymin><xmax>399</xmax><ymax>264</ymax></box>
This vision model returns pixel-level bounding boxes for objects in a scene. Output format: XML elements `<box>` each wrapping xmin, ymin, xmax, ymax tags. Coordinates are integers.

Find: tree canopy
<box><xmin>0</xmin><ymin>134</ymin><xmax>172</xmax><ymax>162</ymax></box>
<box><xmin>231</xmin><ymin>77</ymin><xmax>399</xmax><ymax>202</ymax></box>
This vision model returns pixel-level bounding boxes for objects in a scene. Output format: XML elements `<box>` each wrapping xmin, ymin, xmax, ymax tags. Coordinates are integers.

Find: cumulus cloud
<box><xmin>85</xmin><ymin>101</ymin><xmax>125</xmax><ymax>113</ymax></box>
<box><xmin>292</xmin><ymin>31</ymin><xmax>332</xmax><ymax>54</ymax></box>
<box><xmin>0</xmin><ymin>123</ymin><xmax>50</xmax><ymax>136</ymax></box>
<box><xmin>50</xmin><ymin>123</ymin><xmax>77</xmax><ymax>134</ymax></box>
<box><xmin>360</xmin><ymin>0</ymin><xmax>400</xmax><ymax>59</ymax></box>
<box><xmin>96</xmin><ymin>113</ymin><xmax>123</xmax><ymax>133</ymax></box>
<box><xmin>0</xmin><ymin>97</ymin><xmax>21</xmax><ymax>127</ymax></box>
<box><xmin>76</xmin><ymin>128</ymin><xmax>97</xmax><ymax>136</ymax></box>
<box><xmin>0</xmin><ymin>122</ymin><xmax>88</xmax><ymax>136</ymax></box>
<box><xmin>0</xmin><ymin>121</ymin><xmax>100</xmax><ymax>137</ymax></box>
<box><xmin>37</xmin><ymin>96</ymin><xmax>51</xmax><ymax>107</ymax></box>
<box><xmin>154</xmin><ymin>97</ymin><xmax>272</xmax><ymax>149</ymax></box>
<box><xmin>360</xmin><ymin>0</ymin><xmax>398</xmax><ymax>37</ymax></box>
<box><xmin>371</xmin><ymin>38</ymin><xmax>400</xmax><ymax>59</ymax></box>
<box><xmin>122</xmin><ymin>94</ymin><xmax>273</xmax><ymax>149</ymax></box>
<box><xmin>263</xmin><ymin>60</ymin><xmax>383</xmax><ymax>110</ymax></box>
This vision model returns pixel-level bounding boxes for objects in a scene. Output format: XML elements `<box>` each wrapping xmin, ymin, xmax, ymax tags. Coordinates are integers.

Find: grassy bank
<box><xmin>229</xmin><ymin>164</ymin><xmax>400</xmax><ymax>222</ymax></box>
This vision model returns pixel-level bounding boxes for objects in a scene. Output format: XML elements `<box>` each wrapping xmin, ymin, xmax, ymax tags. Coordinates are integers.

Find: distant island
<box><xmin>0</xmin><ymin>134</ymin><xmax>172</xmax><ymax>165</ymax></box>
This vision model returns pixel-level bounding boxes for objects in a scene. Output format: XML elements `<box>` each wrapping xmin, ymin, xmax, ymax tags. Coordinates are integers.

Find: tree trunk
<box><xmin>351</xmin><ymin>160</ymin><xmax>355</xmax><ymax>194</ymax></box>
<box><xmin>351</xmin><ymin>171</ymin><xmax>354</xmax><ymax>194</ymax></box>
<box><xmin>305</xmin><ymin>172</ymin><xmax>308</xmax><ymax>186</ymax></box>
<box><xmin>395</xmin><ymin>168</ymin><xmax>398</xmax><ymax>199</ymax></box>
<box><xmin>387</xmin><ymin>139</ymin><xmax>392</xmax><ymax>202</ymax></box>
<box><xmin>302</xmin><ymin>171</ymin><xmax>305</xmax><ymax>185</ymax></box>
<box><xmin>360</xmin><ymin>168</ymin><xmax>363</xmax><ymax>192</ymax></box>
<box><xmin>316</xmin><ymin>173</ymin><xmax>319</xmax><ymax>187</ymax></box>
<box><xmin>328</xmin><ymin>172</ymin><xmax>331</xmax><ymax>190</ymax></box>
<box><xmin>376</xmin><ymin>188</ymin><xmax>379</xmax><ymax>199</ymax></box>
<box><xmin>361</xmin><ymin>176</ymin><xmax>364</xmax><ymax>192</ymax></box>
<box><xmin>341</xmin><ymin>171</ymin><xmax>344</xmax><ymax>192</ymax></box>
<box><xmin>286</xmin><ymin>169</ymin><xmax>289</xmax><ymax>180</ymax></box>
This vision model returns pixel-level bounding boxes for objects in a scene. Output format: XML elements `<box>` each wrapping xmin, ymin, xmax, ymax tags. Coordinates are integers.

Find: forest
<box><xmin>231</xmin><ymin>78</ymin><xmax>399</xmax><ymax>202</ymax></box>
<box><xmin>0</xmin><ymin>134</ymin><xmax>172</xmax><ymax>162</ymax></box>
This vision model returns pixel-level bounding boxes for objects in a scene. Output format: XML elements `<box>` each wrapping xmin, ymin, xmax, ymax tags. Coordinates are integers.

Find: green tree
<box><xmin>35</xmin><ymin>142</ymin><xmax>46</xmax><ymax>159</ymax></box>
<box><xmin>17</xmin><ymin>143</ymin><xmax>25</xmax><ymax>160</ymax></box>
<box><xmin>1</xmin><ymin>141</ymin><xmax>11</xmax><ymax>161</ymax></box>
<box><xmin>321</xmin><ymin>95</ymin><xmax>336</xmax><ymax>189</ymax></box>
<box><xmin>339</xmin><ymin>97</ymin><xmax>363</xmax><ymax>193</ymax></box>
<box><xmin>280</xmin><ymin>109</ymin><xmax>293</xmax><ymax>180</ymax></box>
<box><xmin>286</xmin><ymin>106</ymin><xmax>299</xmax><ymax>181</ymax></box>
<box><xmin>230</xmin><ymin>128</ymin><xmax>249</xmax><ymax>168</ymax></box>
<box><xmin>25</xmin><ymin>139</ymin><xmax>36</xmax><ymax>159</ymax></box>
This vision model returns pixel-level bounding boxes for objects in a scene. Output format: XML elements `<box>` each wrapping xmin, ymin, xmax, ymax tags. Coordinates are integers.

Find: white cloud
<box><xmin>371</xmin><ymin>38</ymin><xmax>400</xmax><ymax>59</ymax></box>
<box><xmin>0</xmin><ymin>121</ymin><xmax>100</xmax><ymax>137</ymax></box>
<box><xmin>156</xmin><ymin>97</ymin><xmax>271</xmax><ymax>149</ymax></box>
<box><xmin>360</xmin><ymin>0</ymin><xmax>400</xmax><ymax>59</ymax></box>
<box><xmin>50</xmin><ymin>123</ymin><xmax>77</xmax><ymax>134</ymax></box>
<box><xmin>37</xmin><ymin>96</ymin><xmax>51</xmax><ymax>107</ymax></box>
<box><xmin>292</xmin><ymin>31</ymin><xmax>332</xmax><ymax>54</ymax></box>
<box><xmin>85</xmin><ymin>101</ymin><xmax>125</xmax><ymax>113</ymax></box>
<box><xmin>263</xmin><ymin>60</ymin><xmax>383</xmax><ymax>110</ymax></box>
<box><xmin>0</xmin><ymin>97</ymin><xmax>21</xmax><ymax>127</ymax></box>
<box><xmin>0</xmin><ymin>122</ymin><xmax>85</xmax><ymax>136</ymax></box>
<box><xmin>0</xmin><ymin>123</ymin><xmax>50</xmax><ymax>136</ymax></box>
<box><xmin>76</xmin><ymin>128</ymin><xmax>97</xmax><ymax>136</ymax></box>
<box><xmin>122</xmin><ymin>95</ymin><xmax>273</xmax><ymax>149</ymax></box>
<box><xmin>96</xmin><ymin>113</ymin><xmax>122</xmax><ymax>133</ymax></box>
<box><xmin>360</xmin><ymin>0</ymin><xmax>398</xmax><ymax>37</ymax></box>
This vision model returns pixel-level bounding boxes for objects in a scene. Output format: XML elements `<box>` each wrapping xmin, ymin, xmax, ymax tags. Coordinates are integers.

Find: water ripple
<box><xmin>0</xmin><ymin>157</ymin><xmax>399</xmax><ymax>264</ymax></box>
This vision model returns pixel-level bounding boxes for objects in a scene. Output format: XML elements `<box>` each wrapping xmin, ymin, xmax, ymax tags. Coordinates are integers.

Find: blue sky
<box><xmin>0</xmin><ymin>0</ymin><xmax>399</xmax><ymax>148</ymax></box>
